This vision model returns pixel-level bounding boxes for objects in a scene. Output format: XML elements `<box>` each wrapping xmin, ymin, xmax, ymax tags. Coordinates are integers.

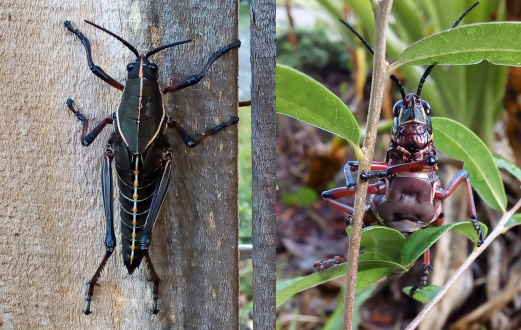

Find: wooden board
<box><xmin>0</xmin><ymin>1</ymin><xmax>238</xmax><ymax>328</ymax></box>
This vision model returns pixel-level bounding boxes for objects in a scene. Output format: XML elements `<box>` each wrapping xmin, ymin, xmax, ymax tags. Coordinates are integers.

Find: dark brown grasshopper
<box><xmin>321</xmin><ymin>2</ymin><xmax>484</xmax><ymax>294</ymax></box>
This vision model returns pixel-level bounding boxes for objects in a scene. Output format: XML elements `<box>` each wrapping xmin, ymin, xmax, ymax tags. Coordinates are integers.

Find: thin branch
<box><xmin>342</xmin><ymin>1</ymin><xmax>394</xmax><ymax>329</ymax></box>
<box><xmin>405</xmin><ymin>198</ymin><xmax>521</xmax><ymax>330</ymax></box>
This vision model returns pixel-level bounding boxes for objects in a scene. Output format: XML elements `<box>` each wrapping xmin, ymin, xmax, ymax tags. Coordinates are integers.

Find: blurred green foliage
<box><xmin>238</xmin><ymin>106</ymin><xmax>253</xmax><ymax>244</ymax></box>
<box><xmin>276</xmin><ymin>23</ymin><xmax>352</xmax><ymax>73</ymax></box>
<box><xmin>281</xmin><ymin>186</ymin><xmax>319</xmax><ymax>207</ymax></box>
<box><xmin>239</xmin><ymin>260</ymin><xmax>253</xmax><ymax>329</ymax></box>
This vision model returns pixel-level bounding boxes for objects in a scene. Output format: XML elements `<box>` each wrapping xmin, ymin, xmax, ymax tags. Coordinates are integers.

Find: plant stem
<box><xmin>405</xmin><ymin>198</ymin><xmax>521</xmax><ymax>329</ymax></box>
<box><xmin>342</xmin><ymin>1</ymin><xmax>393</xmax><ymax>329</ymax></box>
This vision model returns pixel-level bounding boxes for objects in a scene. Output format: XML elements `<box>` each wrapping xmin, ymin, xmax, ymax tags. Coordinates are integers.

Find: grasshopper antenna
<box><xmin>339</xmin><ymin>18</ymin><xmax>406</xmax><ymax>99</ymax></box>
<box><xmin>84</xmin><ymin>20</ymin><xmax>140</xmax><ymax>58</ymax></box>
<box><xmin>417</xmin><ymin>1</ymin><xmax>480</xmax><ymax>96</ymax></box>
<box><xmin>145</xmin><ymin>39</ymin><xmax>192</xmax><ymax>59</ymax></box>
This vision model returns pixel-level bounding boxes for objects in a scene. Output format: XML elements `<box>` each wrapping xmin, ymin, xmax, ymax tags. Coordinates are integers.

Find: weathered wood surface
<box><xmin>250</xmin><ymin>0</ymin><xmax>276</xmax><ymax>329</ymax></box>
<box><xmin>0</xmin><ymin>1</ymin><xmax>238</xmax><ymax>328</ymax></box>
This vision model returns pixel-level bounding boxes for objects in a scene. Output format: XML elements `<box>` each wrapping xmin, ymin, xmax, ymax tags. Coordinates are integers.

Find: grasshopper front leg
<box><xmin>64</xmin><ymin>21</ymin><xmax>124</xmax><ymax>91</ymax></box>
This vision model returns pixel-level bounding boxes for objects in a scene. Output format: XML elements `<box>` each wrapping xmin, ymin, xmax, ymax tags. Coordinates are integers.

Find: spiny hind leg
<box><xmin>84</xmin><ymin>146</ymin><xmax>116</xmax><ymax>315</ymax></box>
<box><xmin>435</xmin><ymin>169</ymin><xmax>484</xmax><ymax>246</ymax></box>
<box><xmin>409</xmin><ymin>249</ymin><xmax>433</xmax><ymax>297</ymax></box>
<box><xmin>139</xmin><ymin>150</ymin><xmax>170</xmax><ymax>314</ymax></box>
<box><xmin>84</xmin><ymin>251</ymin><xmax>114</xmax><ymax>315</ymax></box>
<box><xmin>144</xmin><ymin>252</ymin><xmax>161</xmax><ymax>314</ymax></box>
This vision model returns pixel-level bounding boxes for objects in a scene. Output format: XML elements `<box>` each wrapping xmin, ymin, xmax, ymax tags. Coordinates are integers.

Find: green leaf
<box><xmin>450</xmin><ymin>221</ymin><xmax>489</xmax><ymax>243</ymax></box>
<box><xmin>275</xmin><ymin>259</ymin><xmax>403</xmax><ymax>308</ymax></box>
<box><xmin>358</xmin><ymin>226</ymin><xmax>406</xmax><ymax>263</ymax></box>
<box><xmin>275</xmin><ymin>255</ymin><xmax>407</xmax><ymax>308</ymax></box>
<box><xmin>276</xmin><ymin>264</ymin><xmax>345</xmax><ymax>308</ymax></box>
<box><xmin>276</xmin><ymin>64</ymin><xmax>363</xmax><ymax>159</ymax></box>
<box><xmin>402</xmin><ymin>226</ymin><xmax>452</xmax><ymax>265</ymax></box>
<box><xmin>402</xmin><ymin>222</ymin><xmax>487</xmax><ymax>265</ymax></box>
<box><xmin>506</xmin><ymin>214</ymin><xmax>521</xmax><ymax>228</ymax></box>
<box><xmin>452</xmin><ymin>222</ymin><xmax>488</xmax><ymax>242</ymax></box>
<box><xmin>276</xmin><ymin>276</ymin><xmax>307</xmax><ymax>295</ymax></box>
<box><xmin>276</xmin><ymin>221</ymin><xmax>487</xmax><ymax>307</ymax></box>
<box><xmin>356</xmin><ymin>260</ymin><xmax>404</xmax><ymax>292</ymax></box>
<box><xmin>432</xmin><ymin>117</ymin><xmax>506</xmax><ymax>211</ymax></box>
<box><xmin>403</xmin><ymin>285</ymin><xmax>442</xmax><ymax>303</ymax></box>
<box><xmin>393</xmin><ymin>22</ymin><xmax>521</xmax><ymax>70</ymax></box>
<box><xmin>494</xmin><ymin>155</ymin><xmax>521</xmax><ymax>183</ymax></box>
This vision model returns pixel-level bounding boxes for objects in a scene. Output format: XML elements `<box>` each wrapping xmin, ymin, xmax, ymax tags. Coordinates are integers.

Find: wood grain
<box><xmin>0</xmin><ymin>1</ymin><xmax>238</xmax><ymax>328</ymax></box>
<box><xmin>250</xmin><ymin>0</ymin><xmax>276</xmax><ymax>328</ymax></box>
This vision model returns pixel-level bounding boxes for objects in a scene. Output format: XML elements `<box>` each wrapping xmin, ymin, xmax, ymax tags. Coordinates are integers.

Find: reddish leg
<box><xmin>435</xmin><ymin>169</ymin><xmax>484</xmax><ymax>246</ymax></box>
<box><xmin>360</xmin><ymin>155</ymin><xmax>437</xmax><ymax>181</ymax></box>
<box><xmin>344</xmin><ymin>161</ymin><xmax>389</xmax><ymax>187</ymax></box>
<box><xmin>321</xmin><ymin>187</ymin><xmax>355</xmax><ymax>214</ymax></box>
<box><xmin>321</xmin><ymin>181</ymin><xmax>386</xmax><ymax>225</ymax></box>
<box><xmin>323</xmin><ymin>161</ymin><xmax>389</xmax><ymax>222</ymax></box>
<box><xmin>409</xmin><ymin>249</ymin><xmax>433</xmax><ymax>297</ymax></box>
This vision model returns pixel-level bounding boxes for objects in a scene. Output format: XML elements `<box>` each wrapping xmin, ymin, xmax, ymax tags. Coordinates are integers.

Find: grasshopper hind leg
<box><xmin>83</xmin><ymin>145</ymin><xmax>116</xmax><ymax>315</ymax></box>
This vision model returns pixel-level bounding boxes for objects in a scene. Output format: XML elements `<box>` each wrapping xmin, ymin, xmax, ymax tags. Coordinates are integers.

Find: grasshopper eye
<box><xmin>422</xmin><ymin>100</ymin><xmax>431</xmax><ymax>115</ymax></box>
<box><xmin>149</xmin><ymin>63</ymin><xmax>158</xmax><ymax>71</ymax></box>
<box><xmin>127</xmin><ymin>63</ymin><xmax>134</xmax><ymax>71</ymax></box>
<box><xmin>393</xmin><ymin>101</ymin><xmax>402</xmax><ymax>117</ymax></box>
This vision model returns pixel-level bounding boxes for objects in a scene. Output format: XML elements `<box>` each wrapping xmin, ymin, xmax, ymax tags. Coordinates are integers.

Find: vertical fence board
<box><xmin>250</xmin><ymin>0</ymin><xmax>276</xmax><ymax>328</ymax></box>
<box><xmin>0</xmin><ymin>1</ymin><xmax>238</xmax><ymax>328</ymax></box>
